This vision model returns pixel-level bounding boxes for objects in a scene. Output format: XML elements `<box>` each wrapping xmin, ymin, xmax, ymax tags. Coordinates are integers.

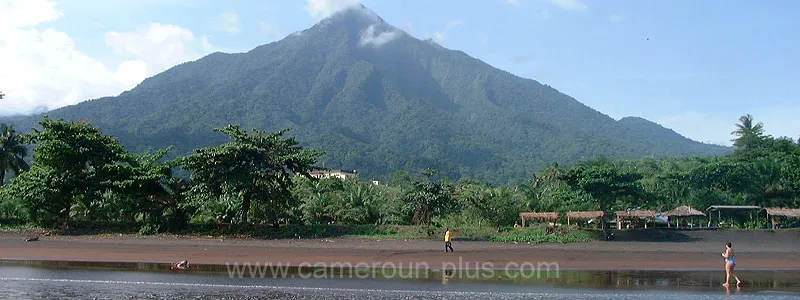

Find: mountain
<box><xmin>3</xmin><ymin>6</ymin><xmax>730</xmax><ymax>184</ymax></box>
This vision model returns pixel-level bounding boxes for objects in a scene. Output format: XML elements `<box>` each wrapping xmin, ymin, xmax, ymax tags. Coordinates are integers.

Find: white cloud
<box><xmin>305</xmin><ymin>0</ymin><xmax>361</xmax><ymax>19</ymax></box>
<box><xmin>359</xmin><ymin>24</ymin><xmax>400</xmax><ymax>47</ymax></box>
<box><xmin>0</xmin><ymin>0</ymin><xmax>61</xmax><ymax>31</ymax></box>
<box><xmin>433</xmin><ymin>19</ymin><xmax>463</xmax><ymax>43</ymax></box>
<box><xmin>200</xmin><ymin>35</ymin><xmax>215</xmax><ymax>52</ymax></box>
<box><xmin>259</xmin><ymin>22</ymin><xmax>281</xmax><ymax>37</ymax></box>
<box><xmin>547</xmin><ymin>0</ymin><xmax>587</xmax><ymax>10</ymax></box>
<box><xmin>508</xmin><ymin>0</ymin><xmax>520</xmax><ymax>5</ymax></box>
<box><xmin>105</xmin><ymin>23</ymin><xmax>199</xmax><ymax>80</ymax></box>
<box><xmin>213</xmin><ymin>12</ymin><xmax>241</xmax><ymax>33</ymax></box>
<box><xmin>0</xmin><ymin>0</ymin><xmax>121</xmax><ymax>115</ymax></box>
<box><xmin>0</xmin><ymin>0</ymin><xmax>207</xmax><ymax>116</ymax></box>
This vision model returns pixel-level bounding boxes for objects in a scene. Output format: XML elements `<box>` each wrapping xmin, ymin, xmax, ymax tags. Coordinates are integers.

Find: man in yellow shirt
<box><xmin>444</xmin><ymin>228</ymin><xmax>454</xmax><ymax>252</ymax></box>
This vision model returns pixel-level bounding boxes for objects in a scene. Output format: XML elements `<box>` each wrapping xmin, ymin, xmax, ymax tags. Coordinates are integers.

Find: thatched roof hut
<box><xmin>665</xmin><ymin>206</ymin><xmax>706</xmax><ymax>217</ymax></box>
<box><xmin>519</xmin><ymin>212</ymin><xmax>559</xmax><ymax>227</ymax></box>
<box><xmin>707</xmin><ymin>205</ymin><xmax>761</xmax><ymax>212</ymax></box>
<box><xmin>615</xmin><ymin>210</ymin><xmax>656</xmax><ymax>218</ymax></box>
<box><xmin>665</xmin><ymin>206</ymin><xmax>705</xmax><ymax>228</ymax></box>
<box><xmin>615</xmin><ymin>210</ymin><xmax>656</xmax><ymax>229</ymax></box>
<box><xmin>566</xmin><ymin>211</ymin><xmax>605</xmax><ymax>220</ymax></box>
<box><xmin>765</xmin><ymin>208</ymin><xmax>800</xmax><ymax>218</ymax></box>
<box><xmin>520</xmin><ymin>212</ymin><xmax>559</xmax><ymax>220</ymax></box>
<box><xmin>565</xmin><ymin>211</ymin><xmax>605</xmax><ymax>226</ymax></box>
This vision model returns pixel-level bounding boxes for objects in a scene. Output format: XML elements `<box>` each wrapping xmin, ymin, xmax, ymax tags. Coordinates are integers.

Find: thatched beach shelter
<box><xmin>707</xmin><ymin>205</ymin><xmax>761</xmax><ymax>227</ymax></box>
<box><xmin>765</xmin><ymin>207</ymin><xmax>800</xmax><ymax>229</ymax></box>
<box><xmin>615</xmin><ymin>210</ymin><xmax>656</xmax><ymax>229</ymax></box>
<box><xmin>519</xmin><ymin>212</ymin><xmax>559</xmax><ymax>227</ymax></box>
<box><xmin>665</xmin><ymin>205</ymin><xmax>706</xmax><ymax>228</ymax></box>
<box><xmin>566</xmin><ymin>211</ymin><xmax>605</xmax><ymax>227</ymax></box>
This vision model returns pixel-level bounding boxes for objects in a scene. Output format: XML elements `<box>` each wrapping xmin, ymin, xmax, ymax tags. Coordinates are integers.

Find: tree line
<box><xmin>1</xmin><ymin>114</ymin><xmax>798</xmax><ymax>233</ymax></box>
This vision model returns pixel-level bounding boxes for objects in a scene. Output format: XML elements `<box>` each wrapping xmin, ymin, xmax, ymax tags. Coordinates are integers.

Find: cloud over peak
<box><xmin>305</xmin><ymin>0</ymin><xmax>362</xmax><ymax>19</ymax></box>
<box><xmin>359</xmin><ymin>24</ymin><xmax>400</xmax><ymax>47</ymax></box>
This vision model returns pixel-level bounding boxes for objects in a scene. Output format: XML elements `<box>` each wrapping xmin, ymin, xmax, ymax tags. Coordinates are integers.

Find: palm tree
<box><xmin>0</xmin><ymin>123</ymin><xmax>30</xmax><ymax>186</ymax></box>
<box><xmin>731</xmin><ymin>114</ymin><xmax>765</xmax><ymax>149</ymax></box>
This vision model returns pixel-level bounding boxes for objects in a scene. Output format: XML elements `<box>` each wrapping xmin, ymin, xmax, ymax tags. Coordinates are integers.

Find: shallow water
<box><xmin>1</xmin><ymin>263</ymin><xmax>798</xmax><ymax>299</ymax></box>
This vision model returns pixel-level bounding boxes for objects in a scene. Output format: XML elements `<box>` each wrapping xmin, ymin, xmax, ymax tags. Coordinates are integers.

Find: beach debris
<box><xmin>25</xmin><ymin>236</ymin><xmax>39</xmax><ymax>242</ymax></box>
<box><xmin>43</xmin><ymin>231</ymin><xmax>52</xmax><ymax>236</ymax></box>
<box><xmin>170</xmin><ymin>260</ymin><xmax>190</xmax><ymax>270</ymax></box>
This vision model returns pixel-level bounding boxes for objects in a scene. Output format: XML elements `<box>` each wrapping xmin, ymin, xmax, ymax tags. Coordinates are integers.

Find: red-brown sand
<box><xmin>1</xmin><ymin>230</ymin><xmax>799</xmax><ymax>270</ymax></box>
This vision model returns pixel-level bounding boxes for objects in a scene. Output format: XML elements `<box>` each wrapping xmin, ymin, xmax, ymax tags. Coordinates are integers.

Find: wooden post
<box><xmin>521</xmin><ymin>216</ymin><xmax>525</xmax><ymax>227</ymax></box>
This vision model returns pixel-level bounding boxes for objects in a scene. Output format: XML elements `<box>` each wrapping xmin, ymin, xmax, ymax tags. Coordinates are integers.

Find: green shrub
<box><xmin>137</xmin><ymin>223</ymin><xmax>161</xmax><ymax>235</ymax></box>
<box><xmin>490</xmin><ymin>227</ymin><xmax>596</xmax><ymax>243</ymax></box>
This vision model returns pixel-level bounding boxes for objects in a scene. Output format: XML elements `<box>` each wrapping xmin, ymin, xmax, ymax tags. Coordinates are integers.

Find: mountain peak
<box><xmin>316</xmin><ymin>4</ymin><xmax>385</xmax><ymax>28</ymax></box>
<box><xmin>306</xmin><ymin>4</ymin><xmax>405</xmax><ymax>48</ymax></box>
<box><xmin>6</xmin><ymin>6</ymin><xmax>731</xmax><ymax>184</ymax></box>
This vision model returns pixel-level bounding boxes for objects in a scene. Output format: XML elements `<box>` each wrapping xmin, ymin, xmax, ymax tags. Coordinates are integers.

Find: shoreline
<box><xmin>1</xmin><ymin>230</ymin><xmax>799</xmax><ymax>271</ymax></box>
<box><xmin>4</xmin><ymin>258</ymin><xmax>800</xmax><ymax>272</ymax></box>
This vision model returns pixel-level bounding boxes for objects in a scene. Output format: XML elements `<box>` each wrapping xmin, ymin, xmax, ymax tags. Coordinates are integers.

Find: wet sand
<box><xmin>1</xmin><ymin>230</ymin><xmax>799</xmax><ymax>270</ymax></box>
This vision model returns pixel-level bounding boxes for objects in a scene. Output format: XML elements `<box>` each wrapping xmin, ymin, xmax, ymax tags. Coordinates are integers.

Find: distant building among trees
<box><xmin>308</xmin><ymin>169</ymin><xmax>358</xmax><ymax>180</ymax></box>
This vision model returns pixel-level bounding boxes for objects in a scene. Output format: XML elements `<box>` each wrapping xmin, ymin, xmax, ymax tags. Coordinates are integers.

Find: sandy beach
<box><xmin>1</xmin><ymin>229</ymin><xmax>799</xmax><ymax>270</ymax></box>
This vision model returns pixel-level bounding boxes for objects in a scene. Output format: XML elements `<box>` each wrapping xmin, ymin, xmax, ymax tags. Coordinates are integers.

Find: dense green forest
<box><xmin>1</xmin><ymin>115</ymin><xmax>797</xmax><ymax>235</ymax></box>
<box><xmin>1</xmin><ymin>7</ymin><xmax>729</xmax><ymax>185</ymax></box>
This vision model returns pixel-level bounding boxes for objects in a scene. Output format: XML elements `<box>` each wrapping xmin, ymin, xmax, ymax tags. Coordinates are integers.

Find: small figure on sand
<box><xmin>444</xmin><ymin>228</ymin><xmax>454</xmax><ymax>253</ymax></box>
<box><xmin>170</xmin><ymin>260</ymin><xmax>190</xmax><ymax>270</ymax></box>
<box><xmin>721</xmin><ymin>241</ymin><xmax>741</xmax><ymax>287</ymax></box>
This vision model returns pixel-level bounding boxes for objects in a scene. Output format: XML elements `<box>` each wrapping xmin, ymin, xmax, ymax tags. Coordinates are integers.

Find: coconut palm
<box><xmin>0</xmin><ymin>123</ymin><xmax>30</xmax><ymax>186</ymax></box>
<box><xmin>731</xmin><ymin>114</ymin><xmax>765</xmax><ymax>149</ymax></box>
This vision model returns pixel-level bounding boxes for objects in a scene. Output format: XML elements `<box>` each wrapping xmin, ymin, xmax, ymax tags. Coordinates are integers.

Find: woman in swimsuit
<box><xmin>721</xmin><ymin>242</ymin><xmax>741</xmax><ymax>287</ymax></box>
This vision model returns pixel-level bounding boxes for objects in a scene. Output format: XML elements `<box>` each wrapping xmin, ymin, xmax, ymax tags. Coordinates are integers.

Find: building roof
<box><xmin>566</xmin><ymin>211</ymin><xmax>605</xmax><ymax>220</ymax></box>
<box><xmin>764</xmin><ymin>207</ymin><xmax>800</xmax><ymax>218</ymax></box>
<box><xmin>665</xmin><ymin>205</ymin><xmax>706</xmax><ymax>217</ymax></box>
<box><xmin>707</xmin><ymin>205</ymin><xmax>761</xmax><ymax>211</ymax></box>
<box><xmin>520</xmin><ymin>212</ymin><xmax>559</xmax><ymax>221</ymax></box>
<box><xmin>615</xmin><ymin>210</ymin><xmax>656</xmax><ymax>218</ymax></box>
<box><xmin>308</xmin><ymin>169</ymin><xmax>358</xmax><ymax>174</ymax></box>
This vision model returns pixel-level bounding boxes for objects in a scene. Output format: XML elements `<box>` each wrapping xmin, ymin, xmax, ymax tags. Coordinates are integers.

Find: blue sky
<box><xmin>1</xmin><ymin>0</ymin><xmax>798</xmax><ymax>145</ymax></box>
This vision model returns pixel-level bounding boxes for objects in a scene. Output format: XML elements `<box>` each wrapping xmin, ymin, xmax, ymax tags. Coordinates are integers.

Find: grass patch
<box><xmin>489</xmin><ymin>227</ymin><xmax>596</xmax><ymax>244</ymax></box>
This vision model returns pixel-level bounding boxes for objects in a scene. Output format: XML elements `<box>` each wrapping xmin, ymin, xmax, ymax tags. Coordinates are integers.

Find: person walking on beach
<box><xmin>444</xmin><ymin>228</ymin><xmax>454</xmax><ymax>253</ymax></box>
<box><xmin>721</xmin><ymin>241</ymin><xmax>741</xmax><ymax>287</ymax></box>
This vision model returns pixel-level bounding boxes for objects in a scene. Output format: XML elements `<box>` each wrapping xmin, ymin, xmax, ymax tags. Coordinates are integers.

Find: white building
<box><xmin>307</xmin><ymin>169</ymin><xmax>358</xmax><ymax>180</ymax></box>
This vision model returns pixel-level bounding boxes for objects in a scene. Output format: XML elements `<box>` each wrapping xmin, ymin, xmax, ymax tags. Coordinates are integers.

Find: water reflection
<box><xmin>1</xmin><ymin>259</ymin><xmax>799</xmax><ymax>293</ymax></box>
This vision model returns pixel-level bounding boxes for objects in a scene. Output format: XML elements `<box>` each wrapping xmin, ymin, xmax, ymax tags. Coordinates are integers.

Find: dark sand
<box><xmin>1</xmin><ymin>229</ymin><xmax>799</xmax><ymax>270</ymax></box>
